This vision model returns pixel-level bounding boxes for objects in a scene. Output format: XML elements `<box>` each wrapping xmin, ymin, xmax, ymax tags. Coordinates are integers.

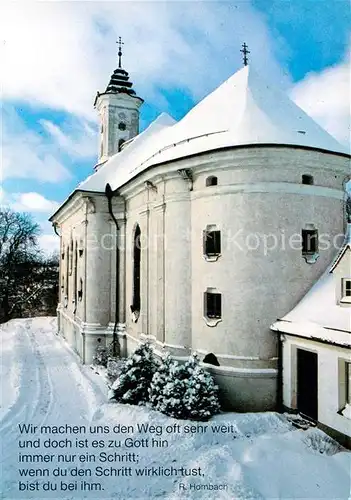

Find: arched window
<box><xmin>65</xmin><ymin>244</ymin><xmax>69</xmax><ymax>306</ymax></box>
<box><xmin>118</xmin><ymin>138</ymin><xmax>125</xmax><ymax>152</ymax></box>
<box><xmin>206</xmin><ymin>175</ymin><xmax>218</xmax><ymax>187</ymax></box>
<box><xmin>73</xmin><ymin>242</ymin><xmax>78</xmax><ymax>310</ymax></box>
<box><xmin>131</xmin><ymin>224</ymin><xmax>141</xmax><ymax>318</ymax></box>
<box><xmin>78</xmin><ymin>278</ymin><xmax>83</xmax><ymax>301</ymax></box>
<box><xmin>302</xmin><ymin>174</ymin><xmax>314</xmax><ymax>185</ymax></box>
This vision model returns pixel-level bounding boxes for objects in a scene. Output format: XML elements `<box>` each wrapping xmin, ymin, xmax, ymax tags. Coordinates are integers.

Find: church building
<box><xmin>50</xmin><ymin>44</ymin><xmax>350</xmax><ymax>411</ymax></box>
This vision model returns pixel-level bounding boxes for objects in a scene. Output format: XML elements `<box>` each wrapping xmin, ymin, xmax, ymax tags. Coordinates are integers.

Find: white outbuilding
<box><xmin>271</xmin><ymin>225</ymin><xmax>351</xmax><ymax>445</ymax></box>
<box><xmin>50</xmin><ymin>51</ymin><xmax>350</xmax><ymax>412</ymax></box>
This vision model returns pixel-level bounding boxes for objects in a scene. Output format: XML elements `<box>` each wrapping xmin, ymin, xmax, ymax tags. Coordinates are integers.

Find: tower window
<box><xmin>118</xmin><ymin>122</ymin><xmax>126</xmax><ymax>131</ymax></box>
<box><xmin>131</xmin><ymin>224</ymin><xmax>141</xmax><ymax>320</ymax></box>
<box><xmin>302</xmin><ymin>227</ymin><xmax>318</xmax><ymax>254</ymax></box>
<box><xmin>204</xmin><ymin>290</ymin><xmax>222</xmax><ymax>320</ymax></box>
<box><xmin>203</xmin><ymin>227</ymin><xmax>221</xmax><ymax>258</ymax></box>
<box><xmin>118</xmin><ymin>139</ymin><xmax>125</xmax><ymax>152</ymax></box>
<box><xmin>302</xmin><ymin>174</ymin><xmax>314</xmax><ymax>185</ymax></box>
<box><xmin>206</xmin><ymin>176</ymin><xmax>218</xmax><ymax>187</ymax></box>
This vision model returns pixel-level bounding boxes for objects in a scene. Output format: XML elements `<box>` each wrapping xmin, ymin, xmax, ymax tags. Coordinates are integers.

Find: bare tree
<box><xmin>0</xmin><ymin>209</ymin><xmax>58</xmax><ymax>322</ymax></box>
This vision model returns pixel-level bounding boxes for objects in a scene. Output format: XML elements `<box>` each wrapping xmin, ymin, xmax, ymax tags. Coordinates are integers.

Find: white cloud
<box><xmin>2</xmin><ymin>107</ymin><xmax>72</xmax><ymax>183</ymax></box>
<box><xmin>40</xmin><ymin>119</ymin><xmax>98</xmax><ymax>159</ymax></box>
<box><xmin>1</xmin><ymin>1</ymin><xmax>290</xmax><ymax>118</ymax></box>
<box><xmin>291</xmin><ymin>47</ymin><xmax>351</xmax><ymax>147</ymax></box>
<box><xmin>38</xmin><ymin>234</ymin><xmax>59</xmax><ymax>255</ymax></box>
<box><xmin>10</xmin><ymin>192</ymin><xmax>60</xmax><ymax>213</ymax></box>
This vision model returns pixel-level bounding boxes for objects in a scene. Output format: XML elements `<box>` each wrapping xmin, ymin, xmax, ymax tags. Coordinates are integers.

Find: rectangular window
<box><xmin>204</xmin><ymin>230</ymin><xmax>221</xmax><ymax>256</ymax></box>
<box><xmin>342</xmin><ymin>279</ymin><xmax>351</xmax><ymax>298</ymax></box>
<box><xmin>205</xmin><ymin>292</ymin><xmax>222</xmax><ymax>319</ymax></box>
<box><xmin>302</xmin><ymin>229</ymin><xmax>318</xmax><ymax>254</ymax></box>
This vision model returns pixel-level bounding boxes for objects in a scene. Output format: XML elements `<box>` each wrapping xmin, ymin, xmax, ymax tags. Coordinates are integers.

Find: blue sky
<box><xmin>1</xmin><ymin>1</ymin><xmax>350</xmax><ymax>253</ymax></box>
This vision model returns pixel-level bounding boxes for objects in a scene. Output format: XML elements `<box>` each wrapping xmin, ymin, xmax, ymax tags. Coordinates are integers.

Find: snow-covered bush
<box><xmin>149</xmin><ymin>352</ymin><xmax>173</xmax><ymax>411</ymax></box>
<box><xmin>183</xmin><ymin>363</ymin><xmax>221</xmax><ymax>421</ymax></box>
<box><xmin>152</xmin><ymin>352</ymin><xmax>221</xmax><ymax>421</ymax></box>
<box><xmin>110</xmin><ymin>343</ymin><xmax>158</xmax><ymax>405</ymax></box>
<box><xmin>156</xmin><ymin>360</ymin><xmax>189</xmax><ymax>419</ymax></box>
<box><xmin>93</xmin><ymin>345</ymin><xmax>108</xmax><ymax>367</ymax></box>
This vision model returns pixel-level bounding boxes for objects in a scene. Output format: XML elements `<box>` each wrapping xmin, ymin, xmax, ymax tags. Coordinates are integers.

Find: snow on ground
<box><xmin>1</xmin><ymin>317</ymin><xmax>350</xmax><ymax>500</ymax></box>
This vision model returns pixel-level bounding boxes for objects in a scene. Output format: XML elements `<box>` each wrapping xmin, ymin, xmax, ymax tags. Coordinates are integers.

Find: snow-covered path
<box><xmin>1</xmin><ymin>318</ymin><xmax>108</xmax><ymax>499</ymax></box>
<box><xmin>1</xmin><ymin>318</ymin><xmax>350</xmax><ymax>500</ymax></box>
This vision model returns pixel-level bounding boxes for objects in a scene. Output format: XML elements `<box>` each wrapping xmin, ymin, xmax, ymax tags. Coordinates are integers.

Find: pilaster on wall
<box><xmin>155</xmin><ymin>202</ymin><xmax>165</xmax><ymax>343</ymax></box>
<box><xmin>164</xmin><ymin>194</ymin><xmax>192</xmax><ymax>349</ymax></box>
<box><xmin>85</xmin><ymin>212</ymin><xmax>112</xmax><ymax>326</ymax></box>
<box><xmin>139</xmin><ymin>207</ymin><xmax>149</xmax><ymax>335</ymax></box>
<box><xmin>118</xmin><ymin>219</ymin><xmax>127</xmax><ymax>325</ymax></box>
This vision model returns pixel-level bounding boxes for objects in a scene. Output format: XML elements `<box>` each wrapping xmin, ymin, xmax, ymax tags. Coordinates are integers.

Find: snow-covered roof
<box><xmin>271</xmin><ymin>272</ymin><xmax>351</xmax><ymax>347</ymax></box>
<box><xmin>79</xmin><ymin>65</ymin><xmax>348</xmax><ymax>193</ymax></box>
<box><xmin>79</xmin><ymin>112</ymin><xmax>176</xmax><ymax>192</ymax></box>
<box><xmin>329</xmin><ymin>223</ymin><xmax>351</xmax><ymax>273</ymax></box>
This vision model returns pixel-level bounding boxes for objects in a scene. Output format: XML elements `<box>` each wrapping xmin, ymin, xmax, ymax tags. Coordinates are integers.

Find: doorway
<box><xmin>297</xmin><ymin>348</ymin><xmax>318</xmax><ymax>420</ymax></box>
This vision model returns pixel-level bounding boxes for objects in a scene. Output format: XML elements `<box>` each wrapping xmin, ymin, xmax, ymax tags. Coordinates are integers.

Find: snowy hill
<box><xmin>0</xmin><ymin>318</ymin><xmax>350</xmax><ymax>499</ymax></box>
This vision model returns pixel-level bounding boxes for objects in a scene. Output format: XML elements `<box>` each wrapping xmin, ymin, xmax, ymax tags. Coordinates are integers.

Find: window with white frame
<box><xmin>302</xmin><ymin>227</ymin><xmax>318</xmax><ymax>254</ymax></box>
<box><xmin>347</xmin><ymin>362</ymin><xmax>351</xmax><ymax>405</ymax></box>
<box><xmin>341</xmin><ymin>278</ymin><xmax>351</xmax><ymax>301</ymax></box>
<box><xmin>302</xmin><ymin>224</ymin><xmax>319</xmax><ymax>263</ymax></box>
<box><xmin>338</xmin><ymin>359</ymin><xmax>351</xmax><ymax>418</ymax></box>
<box><xmin>203</xmin><ymin>225</ymin><xmax>221</xmax><ymax>260</ymax></box>
<box><xmin>204</xmin><ymin>288</ymin><xmax>222</xmax><ymax>324</ymax></box>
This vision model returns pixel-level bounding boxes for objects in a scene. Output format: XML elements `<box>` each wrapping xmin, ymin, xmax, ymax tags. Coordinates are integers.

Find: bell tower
<box><xmin>94</xmin><ymin>38</ymin><xmax>143</xmax><ymax>166</ymax></box>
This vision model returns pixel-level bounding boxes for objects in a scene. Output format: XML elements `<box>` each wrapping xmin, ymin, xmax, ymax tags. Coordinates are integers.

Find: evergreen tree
<box><xmin>149</xmin><ymin>352</ymin><xmax>173</xmax><ymax>411</ymax></box>
<box><xmin>183</xmin><ymin>364</ymin><xmax>221</xmax><ymax>421</ymax></box>
<box><xmin>158</xmin><ymin>360</ymin><xmax>189</xmax><ymax>419</ymax></box>
<box><xmin>153</xmin><ymin>352</ymin><xmax>221</xmax><ymax>421</ymax></box>
<box><xmin>110</xmin><ymin>343</ymin><xmax>158</xmax><ymax>405</ymax></box>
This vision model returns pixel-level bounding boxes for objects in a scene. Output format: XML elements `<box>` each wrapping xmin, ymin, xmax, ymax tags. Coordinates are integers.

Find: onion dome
<box><xmin>105</xmin><ymin>67</ymin><xmax>136</xmax><ymax>96</ymax></box>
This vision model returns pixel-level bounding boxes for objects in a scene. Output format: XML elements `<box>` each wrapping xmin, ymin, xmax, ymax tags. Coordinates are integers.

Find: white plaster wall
<box><xmin>163</xmin><ymin>180</ymin><xmax>192</xmax><ymax>350</ymax></box>
<box><xmin>191</xmin><ymin>188</ymin><xmax>343</xmax><ymax>366</ymax></box>
<box><xmin>53</xmin><ymin>192</ymin><xmax>120</xmax><ymax>363</ymax></box>
<box><xmin>282</xmin><ymin>335</ymin><xmax>351</xmax><ymax>438</ymax></box>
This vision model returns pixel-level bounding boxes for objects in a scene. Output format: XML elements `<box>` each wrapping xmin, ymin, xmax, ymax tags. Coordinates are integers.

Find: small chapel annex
<box><xmin>50</xmin><ymin>45</ymin><xmax>350</xmax><ymax>412</ymax></box>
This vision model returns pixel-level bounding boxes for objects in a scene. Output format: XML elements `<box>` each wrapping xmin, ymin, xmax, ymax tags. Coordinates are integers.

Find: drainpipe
<box><xmin>105</xmin><ymin>183</ymin><xmax>121</xmax><ymax>357</ymax></box>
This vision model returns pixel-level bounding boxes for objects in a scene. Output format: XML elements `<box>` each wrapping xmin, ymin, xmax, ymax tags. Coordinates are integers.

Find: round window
<box><xmin>118</xmin><ymin>122</ymin><xmax>126</xmax><ymax>131</ymax></box>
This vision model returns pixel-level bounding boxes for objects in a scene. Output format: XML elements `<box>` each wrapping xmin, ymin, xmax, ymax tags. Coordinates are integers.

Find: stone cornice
<box><xmin>191</xmin><ymin>182</ymin><xmax>344</xmax><ymax>201</ymax></box>
<box><xmin>50</xmin><ymin>190</ymin><xmax>124</xmax><ymax>226</ymax></box>
<box><xmin>117</xmin><ymin>145</ymin><xmax>349</xmax><ymax>199</ymax></box>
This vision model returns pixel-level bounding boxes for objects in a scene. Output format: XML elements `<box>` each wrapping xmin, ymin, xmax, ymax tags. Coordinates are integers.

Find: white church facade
<box><xmin>50</xmin><ymin>50</ymin><xmax>350</xmax><ymax>412</ymax></box>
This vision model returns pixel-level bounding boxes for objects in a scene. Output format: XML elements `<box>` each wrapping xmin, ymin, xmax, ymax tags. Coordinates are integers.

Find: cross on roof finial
<box><xmin>117</xmin><ymin>36</ymin><xmax>124</xmax><ymax>69</ymax></box>
<box><xmin>240</xmin><ymin>42</ymin><xmax>250</xmax><ymax>66</ymax></box>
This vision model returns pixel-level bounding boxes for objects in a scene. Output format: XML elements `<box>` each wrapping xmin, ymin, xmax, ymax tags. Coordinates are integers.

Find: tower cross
<box><xmin>240</xmin><ymin>42</ymin><xmax>250</xmax><ymax>66</ymax></box>
<box><xmin>117</xmin><ymin>36</ymin><xmax>124</xmax><ymax>68</ymax></box>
